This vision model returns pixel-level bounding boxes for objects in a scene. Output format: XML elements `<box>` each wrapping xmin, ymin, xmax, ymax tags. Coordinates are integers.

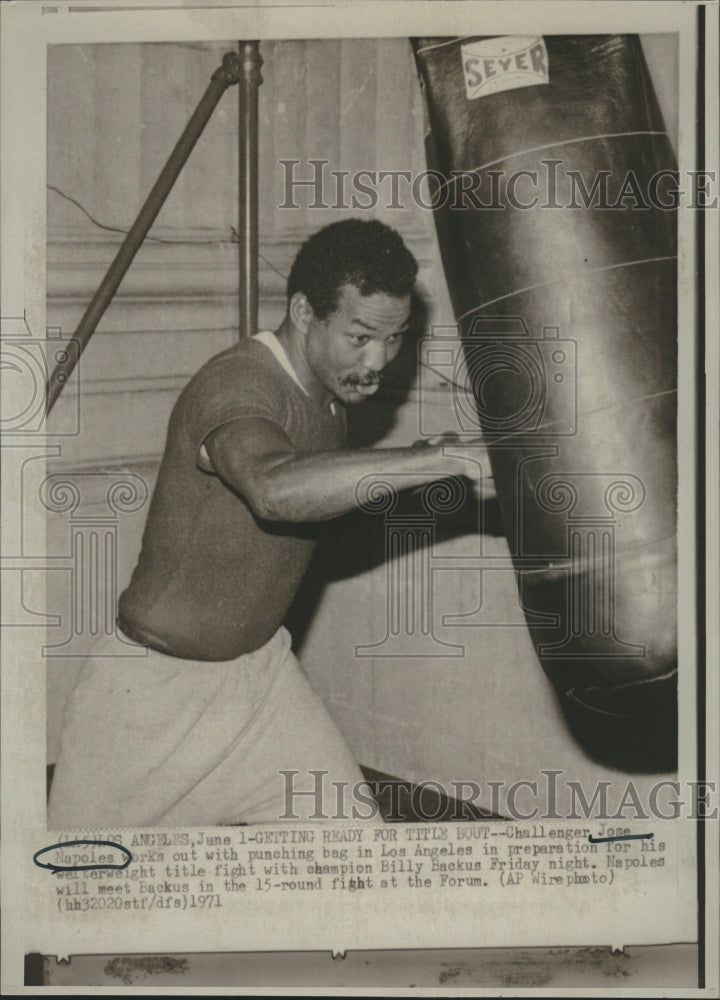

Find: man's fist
<box><xmin>411</xmin><ymin>433</ymin><xmax>496</xmax><ymax>502</ymax></box>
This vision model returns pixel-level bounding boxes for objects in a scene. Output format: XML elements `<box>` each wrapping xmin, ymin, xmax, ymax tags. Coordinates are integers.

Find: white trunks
<box><xmin>48</xmin><ymin>627</ymin><xmax>372</xmax><ymax>827</ymax></box>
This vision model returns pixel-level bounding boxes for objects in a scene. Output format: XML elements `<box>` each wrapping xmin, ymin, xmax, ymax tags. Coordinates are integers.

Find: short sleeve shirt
<box><xmin>118</xmin><ymin>334</ymin><xmax>346</xmax><ymax>660</ymax></box>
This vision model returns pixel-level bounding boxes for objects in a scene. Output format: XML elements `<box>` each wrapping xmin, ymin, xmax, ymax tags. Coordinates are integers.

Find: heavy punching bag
<box><xmin>412</xmin><ymin>35</ymin><xmax>677</xmax><ymax>772</ymax></box>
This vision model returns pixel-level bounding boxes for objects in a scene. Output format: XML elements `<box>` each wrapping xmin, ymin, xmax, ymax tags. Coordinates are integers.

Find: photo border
<box><xmin>2</xmin><ymin>0</ymin><xmax>717</xmax><ymax>993</ymax></box>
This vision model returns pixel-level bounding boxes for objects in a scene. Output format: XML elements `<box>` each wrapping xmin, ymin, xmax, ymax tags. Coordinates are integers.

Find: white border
<box><xmin>1</xmin><ymin>0</ymin><xmax>716</xmax><ymax>994</ymax></box>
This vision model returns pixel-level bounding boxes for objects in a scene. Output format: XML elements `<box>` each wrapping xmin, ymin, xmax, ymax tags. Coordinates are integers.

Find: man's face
<box><xmin>305</xmin><ymin>284</ymin><xmax>412</xmax><ymax>406</ymax></box>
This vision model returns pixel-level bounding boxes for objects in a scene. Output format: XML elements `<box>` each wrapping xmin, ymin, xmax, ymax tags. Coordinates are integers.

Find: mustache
<box><xmin>339</xmin><ymin>372</ymin><xmax>384</xmax><ymax>388</ymax></box>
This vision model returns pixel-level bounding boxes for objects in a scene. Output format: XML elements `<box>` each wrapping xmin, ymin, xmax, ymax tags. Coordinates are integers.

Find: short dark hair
<box><xmin>287</xmin><ymin>219</ymin><xmax>418</xmax><ymax>320</ymax></box>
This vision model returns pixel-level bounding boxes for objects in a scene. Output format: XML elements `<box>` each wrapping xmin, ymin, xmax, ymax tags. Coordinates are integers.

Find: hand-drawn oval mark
<box><xmin>33</xmin><ymin>839</ymin><xmax>132</xmax><ymax>873</ymax></box>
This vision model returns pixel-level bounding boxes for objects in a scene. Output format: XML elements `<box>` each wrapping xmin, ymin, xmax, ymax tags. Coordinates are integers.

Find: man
<box><xmin>48</xmin><ymin>219</ymin><xmax>491</xmax><ymax>828</ymax></box>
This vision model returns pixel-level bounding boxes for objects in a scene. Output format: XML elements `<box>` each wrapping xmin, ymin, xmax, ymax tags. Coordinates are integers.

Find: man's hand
<box><xmin>414</xmin><ymin>433</ymin><xmax>497</xmax><ymax>502</ymax></box>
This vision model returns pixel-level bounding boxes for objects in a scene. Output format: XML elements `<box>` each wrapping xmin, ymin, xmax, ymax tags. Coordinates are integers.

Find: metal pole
<box><xmin>237</xmin><ymin>41</ymin><xmax>263</xmax><ymax>337</ymax></box>
<box><xmin>46</xmin><ymin>51</ymin><xmax>243</xmax><ymax>415</ymax></box>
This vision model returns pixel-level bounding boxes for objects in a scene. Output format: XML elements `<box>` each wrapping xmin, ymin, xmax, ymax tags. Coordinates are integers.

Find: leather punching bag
<box><xmin>412</xmin><ymin>35</ymin><xmax>677</xmax><ymax>772</ymax></box>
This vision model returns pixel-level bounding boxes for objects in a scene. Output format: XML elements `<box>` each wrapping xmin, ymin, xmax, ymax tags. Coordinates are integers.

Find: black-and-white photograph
<box><xmin>43</xmin><ymin>30</ymin><xmax>683</xmax><ymax>827</ymax></box>
<box><xmin>1</xmin><ymin>0</ymin><xmax>717</xmax><ymax>993</ymax></box>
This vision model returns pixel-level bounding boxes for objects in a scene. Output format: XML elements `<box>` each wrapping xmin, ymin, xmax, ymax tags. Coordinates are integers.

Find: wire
<box><xmin>48</xmin><ymin>184</ymin><xmax>147</xmax><ymax>239</ymax></box>
<box><xmin>55</xmin><ymin>182</ymin><xmax>650</xmax><ymax>409</ymax></box>
<box><xmin>48</xmin><ymin>184</ymin><xmax>291</xmax><ymax>280</ymax></box>
<box><xmin>47</xmin><ymin>182</ymin><xmax>466</xmax><ymax>379</ymax></box>
<box><xmin>48</xmin><ymin>183</ymin><xmax>226</xmax><ymax>244</ymax></box>
<box><xmin>228</xmin><ymin>228</ymin><xmax>290</xmax><ymax>280</ymax></box>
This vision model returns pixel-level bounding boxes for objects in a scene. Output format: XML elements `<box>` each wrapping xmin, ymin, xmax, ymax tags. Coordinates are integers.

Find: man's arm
<box><xmin>204</xmin><ymin>417</ymin><xmax>494</xmax><ymax>522</ymax></box>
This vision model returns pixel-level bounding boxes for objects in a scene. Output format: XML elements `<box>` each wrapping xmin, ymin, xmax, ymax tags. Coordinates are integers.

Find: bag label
<box><xmin>461</xmin><ymin>36</ymin><xmax>549</xmax><ymax>100</ymax></box>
